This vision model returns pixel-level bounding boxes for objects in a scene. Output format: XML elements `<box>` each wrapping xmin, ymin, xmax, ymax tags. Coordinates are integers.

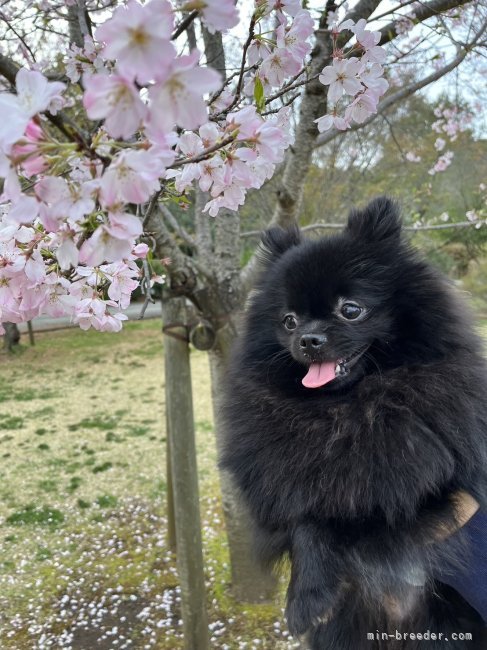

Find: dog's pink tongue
<box><xmin>302</xmin><ymin>361</ymin><xmax>336</xmax><ymax>388</ymax></box>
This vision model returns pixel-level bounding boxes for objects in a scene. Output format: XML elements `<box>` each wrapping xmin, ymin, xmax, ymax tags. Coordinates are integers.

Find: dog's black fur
<box><xmin>220</xmin><ymin>197</ymin><xmax>487</xmax><ymax>648</ymax></box>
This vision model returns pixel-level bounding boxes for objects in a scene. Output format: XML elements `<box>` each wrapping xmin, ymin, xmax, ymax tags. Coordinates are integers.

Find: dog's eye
<box><xmin>283</xmin><ymin>314</ymin><xmax>297</xmax><ymax>330</ymax></box>
<box><xmin>340</xmin><ymin>302</ymin><xmax>363</xmax><ymax>320</ymax></box>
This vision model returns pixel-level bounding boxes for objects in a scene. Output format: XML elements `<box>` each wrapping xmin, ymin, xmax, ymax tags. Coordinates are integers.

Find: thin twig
<box><xmin>142</xmin><ymin>190</ymin><xmax>163</xmax><ymax>231</ymax></box>
<box><xmin>170</xmin><ymin>134</ymin><xmax>236</xmax><ymax>168</ymax></box>
<box><xmin>262</xmin><ymin>93</ymin><xmax>300</xmax><ymax>116</ymax></box>
<box><xmin>171</xmin><ymin>10</ymin><xmax>198</xmax><ymax>41</ymax></box>
<box><xmin>264</xmin><ymin>71</ymin><xmax>318</xmax><ymax>105</ymax></box>
<box><xmin>0</xmin><ymin>11</ymin><xmax>37</xmax><ymax>62</ymax></box>
<box><xmin>213</xmin><ymin>13</ymin><xmax>256</xmax><ymax>117</ymax></box>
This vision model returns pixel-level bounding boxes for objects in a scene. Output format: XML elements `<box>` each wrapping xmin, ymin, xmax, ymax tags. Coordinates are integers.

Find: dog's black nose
<box><xmin>299</xmin><ymin>334</ymin><xmax>327</xmax><ymax>351</ymax></box>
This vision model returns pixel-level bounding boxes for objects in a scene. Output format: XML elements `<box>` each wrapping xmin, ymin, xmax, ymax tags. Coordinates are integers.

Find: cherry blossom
<box><xmin>95</xmin><ymin>0</ymin><xmax>176</xmax><ymax>84</ymax></box>
<box><xmin>0</xmin><ymin>3</ymin><xmax>389</xmax><ymax>334</ymax></box>
<box><xmin>191</xmin><ymin>0</ymin><xmax>240</xmax><ymax>34</ymax></box>
<box><xmin>148</xmin><ymin>50</ymin><xmax>221</xmax><ymax>130</ymax></box>
<box><xmin>345</xmin><ymin>90</ymin><xmax>379</xmax><ymax>124</ymax></box>
<box><xmin>319</xmin><ymin>58</ymin><xmax>363</xmax><ymax>104</ymax></box>
<box><xmin>276</xmin><ymin>10</ymin><xmax>314</xmax><ymax>62</ymax></box>
<box><xmin>83</xmin><ymin>74</ymin><xmax>147</xmax><ymax>139</ymax></box>
<box><xmin>0</xmin><ymin>68</ymin><xmax>65</xmax><ymax>151</ymax></box>
<box><xmin>260</xmin><ymin>49</ymin><xmax>302</xmax><ymax>87</ymax></box>
<box><xmin>11</xmin><ymin>120</ymin><xmax>48</xmax><ymax>177</ymax></box>
<box><xmin>405</xmin><ymin>151</ymin><xmax>422</xmax><ymax>163</ymax></box>
<box><xmin>99</xmin><ymin>149</ymin><xmax>164</xmax><ymax>206</ymax></box>
<box><xmin>428</xmin><ymin>150</ymin><xmax>454</xmax><ymax>175</ymax></box>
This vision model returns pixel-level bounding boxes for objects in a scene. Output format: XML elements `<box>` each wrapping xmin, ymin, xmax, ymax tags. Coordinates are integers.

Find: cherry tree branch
<box><xmin>370</xmin><ymin>0</ymin><xmax>424</xmax><ymax>22</ymax></box>
<box><xmin>171</xmin><ymin>10</ymin><xmax>198</xmax><ymax>41</ymax></box>
<box><xmin>143</xmin><ymin>204</ymin><xmax>200</xmax><ymax>287</ymax></box>
<box><xmin>379</xmin><ymin>0</ymin><xmax>473</xmax><ymax>45</ymax></box>
<box><xmin>314</xmin><ymin>20</ymin><xmax>487</xmax><ymax>149</ymax></box>
<box><xmin>160</xmin><ymin>203</ymin><xmax>196</xmax><ymax>249</ymax></box>
<box><xmin>240</xmin><ymin>221</ymin><xmax>482</xmax><ymax>238</ymax></box>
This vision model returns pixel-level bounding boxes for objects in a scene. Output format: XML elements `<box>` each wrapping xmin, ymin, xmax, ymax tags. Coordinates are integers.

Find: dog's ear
<box><xmin>346</xmin><ymin>196</ymin><xmax>402</xmax><ymax>243</ymax></box>
<box><xmin>260</xmin><ymin>225</ymin><xmax>301</xmax><ymax>264</ymax></box>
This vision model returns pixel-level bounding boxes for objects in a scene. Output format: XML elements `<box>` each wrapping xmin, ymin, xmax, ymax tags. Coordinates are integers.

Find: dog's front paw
<box><xmin>285</xmin><ymin>584</ymin><xmax>337</xmax><ymax>636</ymax></box>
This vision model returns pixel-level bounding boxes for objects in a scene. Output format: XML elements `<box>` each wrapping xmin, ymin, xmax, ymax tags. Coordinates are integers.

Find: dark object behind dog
<box><xmin>220</xmin><ymin>197</ymin><xmax>487</xmax><ymax>649</ymax></box>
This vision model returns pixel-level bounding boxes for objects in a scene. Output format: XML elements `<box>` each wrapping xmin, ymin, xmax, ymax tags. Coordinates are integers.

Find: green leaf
<box><xmin>254</xmin><ymin>77</ymin><xmax>265</xmax><ymax>113</ymax></box>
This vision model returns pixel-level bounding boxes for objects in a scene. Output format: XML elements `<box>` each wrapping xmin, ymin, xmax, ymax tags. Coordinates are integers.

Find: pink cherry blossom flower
<box><xmin>314</xmin><ymin>113</ymin><xmax>350</xmax><ymax>132</ymax></box>
<box><xmin>83</xmin><ymin>73</ymin><xmax>147</xmax><ymax>139</ymax></box>
<box><xmin>0</xmin><ymin>240</ymin><xmax>25</xmax><ymax>277</ymax></box>
<box><xmin>100</xmin><ymin>311</ymin><xmax>128</xmax><ymax>332</ymax></box>
<box><xmin>345</xmin><ymin>90</ymin><xmax>378</xmax><ymax>124</ymax></box>
<box><xmin>319</xmin><ymin>58</ymin><xmax>363</xmax><ymax>104</ymax></box>
<box><xmin>435</xmin><ymin>137</ymin><xmax>446</xmax><ymax>151</ymax></box>
<box><xmin>102</xmin><ymin>261</ymin><xmax>139</xmax><ymax>309</ymax></box>
<box><xmin>36</xmin><ymin>176</ymin><xmax>95</xmax><ymax>229</ymax></box>
<box><xmin>0</xmin><ymin>69</ymin><xmax>64</xmax><ymax>151</ymax></box>
<box><xmin>199</xmin><ymin>122</ymin><xmax>221</xmax><ymax>148</ymax></box>
<box><xmin>260</xmin><ymin>48</ymin><xmax>302</xmax><ymax>87</ymax></box>
<box><xmin>133</xmin><ymin>243</ymin><xmax>149</xmax><ymax>259</ymax></box>
<box><xmin>42</xmin><ymin>274</ymin><xmax>77</xmax><ymax>318</ymax></box>
<box><xmin>166</xmin><ymin>163</ymin><xmax>201</xmax><ymax>192</ymax></box>
<box><xmin>210</xmin><ymin>87</ymin><xmax>234</xmax><ymax>113</ymax></box>
<box><xmin>99</xmin><ymin>149</ymin><xmax>162</xmax><ymax>206</ymax></box>
<box><xmin>95</xmin><ymin>0</ymin><xmax>176</xmax><ymax>84</ymax></box>
<box><xmin>203</xmin><ymin>184</ymin><xmax>246</xmax><ymax>216</ymax></box>
<box><xmin>248</xmin><ymin>39</ymin><xmax>271</xmax><ymax>66</ymax></box>
<box><xmin>73</xmin><ymin>296</ymin><xmax>108</xmax><ymax>330</ymax></box>
<box><xmin>106</xmin><ymin>211</ymin><xmax>143</xmax><ymax>240</ymax></box>
<box><xmin>228</xmin><ymin>106</ymin><xmax>262</xmax><ymax>139</ymax></box>
<box><xmin>198</xmin><ymin>156</ymin><xmax>225</xmax><ymax>192</ymax></box>
<box><xmin>265</xmin><ymin>0</ymin><xmax>302</xmax><ymax>18</ymax></box>
<box><xmin>8</xmin><ymin>193</ymin><xmax>40</xmax><ymax>226</ymax></box>
<box><xmin>2</xmin><ymin>165</ymin><xmax>22</xmax><ymax>203</ymax></box>
<box><xmin>352</xmin><ymin>19</ymin><xmax>380</xmax><ymax>50</ymax></box>
<box><xmin>19</xmin><ymin>282</ymin><xmax>48</xmax><ymax>319</ymax></box>
<box><xmin>428</xmin><ymin>151</ymin><xmax>454</xmax><ymax>175</ymax></box>
<box><xmin>15</xmin><ymin>68</ymin><xmax>66</xmax><ymax>118</ymax></box>
<box><xmin>276</xmin><ymin>10</ymin><xmax>314</xmax><ymax>63</ymax></box>
<box><xmin>24</xmin><ymin>248</ymin><xmax>46</xmax><ymax>284</ymax></box>
<box><xmin>178</xmin><ymin>132</ymin><xmax>204</xmax><ymax>157</ymax></box>
<box><xmin>56</xmin><ymin>233</ymin><xmax>80</xmax><ymax>271</ymax></box>
<box><xmin>11</xmin><ymin>120</ymin><xmax>48</xmax><ymax>177</ymax></box>
<box><xmin>359</xmin><ymin>63</ymin><xmax>389</xmax><ymax>96</ymax></box>
<box><xmin>79</xmin><ymin>224</ymin><xmax>134</xmax><ymax>267</ymax></box>
<box><xmin>405</xmin><ymin>152</ymin><xmax>421</xmax><ymax>162</ymax></box>
<box><xmin>148</xmin><ymin>50</ymin><xmax>221</xmax><ymax>131</ymax></box>
<box><xmin>194</xmin><ymin>0</ymin><xmax>239</xmax><ymax>34</ymax></box>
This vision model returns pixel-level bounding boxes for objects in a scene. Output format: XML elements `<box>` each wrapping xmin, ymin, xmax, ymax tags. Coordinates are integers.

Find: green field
<box><xmin>0</xmin><ymin>321</ymin><xmax>296</xmax><ymax>650</ymax></box>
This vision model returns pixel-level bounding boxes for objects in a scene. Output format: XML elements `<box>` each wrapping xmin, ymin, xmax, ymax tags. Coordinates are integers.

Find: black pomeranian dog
<box><xmin>221</xmin><ymin>197</ymin><xmax>487</xmax><ymax>649</ymax></box>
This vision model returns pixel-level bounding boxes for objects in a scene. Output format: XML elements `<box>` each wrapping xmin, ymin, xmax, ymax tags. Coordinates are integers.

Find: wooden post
<box><xmin>27</xmin><ymin>321</ymin><xmax>35</xmax><ymax>346</ymax></box>
<box><xmin>162</xmin><ymin>293</ymin><xmax>209</xmax><ymax>650</ymax></box>
<box><xmin>165</xmin><ymin>413</ymin><xmax>177</xmax><ymax>553</ymax></box>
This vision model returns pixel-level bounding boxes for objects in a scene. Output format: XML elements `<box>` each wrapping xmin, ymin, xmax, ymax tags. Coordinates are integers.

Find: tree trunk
<box><xmin>3</xmin><ymin>323</ymin><xmax>20</xmax><ymax>351</ymax></box>
<box><xmin>208</xmin><ymin>332</ymin><xmax>277</xmax><ymax>602</ymax></box>
<box><xmin>162</xmin><ymin>293</ymin><xmax>209</xmax><ymax>650</ymax></box>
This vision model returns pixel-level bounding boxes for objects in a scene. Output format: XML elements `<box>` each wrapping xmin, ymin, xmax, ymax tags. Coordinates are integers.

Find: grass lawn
<box><xmin>0</xmin><ymin>320</ymin><xmax>295</xmax><ymax>650</ymax></box>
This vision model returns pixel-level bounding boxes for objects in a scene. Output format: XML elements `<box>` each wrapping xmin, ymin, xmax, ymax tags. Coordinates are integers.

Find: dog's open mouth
<box><xmin>302</xmin><ymin>344</ymin><xmax>369</xmax><ymax>389</ymax></box>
